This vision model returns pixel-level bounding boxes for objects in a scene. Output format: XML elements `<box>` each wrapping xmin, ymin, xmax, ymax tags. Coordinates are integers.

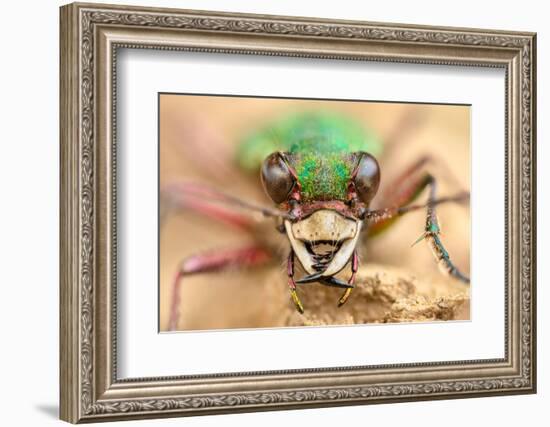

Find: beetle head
<box><xmin>261</xmin><ymin>151</ymin><xmax>380</xmax><ymax>276</ymax></box>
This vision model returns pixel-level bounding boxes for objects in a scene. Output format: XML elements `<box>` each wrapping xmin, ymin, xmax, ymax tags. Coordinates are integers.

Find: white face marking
<box><xmin>284</xmin><ymin>210</ymin><xmax>362</xmax><ymax>276</ymax></box>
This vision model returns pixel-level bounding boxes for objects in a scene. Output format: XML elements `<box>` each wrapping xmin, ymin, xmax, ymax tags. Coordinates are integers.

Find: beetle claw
<box><xmin>411</xmin><ymin>231</ymin><xmax>428</xmax><ymax>247</ymax></box>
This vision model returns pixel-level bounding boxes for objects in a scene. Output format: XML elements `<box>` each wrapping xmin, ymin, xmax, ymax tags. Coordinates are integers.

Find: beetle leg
<box><xmin>419</xmin><ymin>177</ymin><xmax>470</xmax><ymax>282</ymax></box>
<box><xmin>168</xmin><ymin>246</ymin><xmax>272</xmax><ymax>331</ymax></box>
<box><xmin>287</xmin><ymin>251</ymin><xmax>304</xmax><ymax>314</ymax></box>
<box><xmin>367</xmin><ymin>192</ymin><xmax>469</xmax><ymax>227</ymax></box>
<box><xmin>367</xmin><ymin>173</ymin><xmax>469</xmax><ymax>283</ymax></box>
<box><xmin>161</xmin><ymin>180</ymin><xmax>291</xmax><ymax>229</ymax></box>
<box><xmin>368</xmin><ymin>155</ymin><xmax>468</xmax><ymax>236</ymax></box>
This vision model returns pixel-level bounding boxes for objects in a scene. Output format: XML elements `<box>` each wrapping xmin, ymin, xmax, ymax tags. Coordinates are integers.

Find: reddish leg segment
<box><xmin>369</xmin><ymin>155</ymin><xmax>468</xmax><ymax>236</ymax></box>
<box><xmin>168</xmin><ymin>246</ymin><xmax>272</xmax><ymax>331</ymax></box>
<box><xmin>369</xmin><ymin>158</ymin><xmax>436</xmax><ymax>236</ymax></box>
<box><xmin>161</xmin><ymin>180</ymin><xmax>291</xmax><ymax>229</ymax></box>
<box><xmin>367</xmin><ymin>171</ymin><xmax>470</xmax><ymax>283</ymax></box>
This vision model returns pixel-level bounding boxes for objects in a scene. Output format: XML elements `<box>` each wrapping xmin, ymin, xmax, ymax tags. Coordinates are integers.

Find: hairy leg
<box><xmin>168</xmin><ymin>246</ymin><xmax>272</xmax><ymax>331</ymax></box>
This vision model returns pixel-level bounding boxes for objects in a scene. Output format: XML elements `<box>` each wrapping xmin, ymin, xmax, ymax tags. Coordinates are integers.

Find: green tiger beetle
<box><xmin>163</xmin><ymin>111</ymin><xmax>470</xmax><ymax>330</ymax></box>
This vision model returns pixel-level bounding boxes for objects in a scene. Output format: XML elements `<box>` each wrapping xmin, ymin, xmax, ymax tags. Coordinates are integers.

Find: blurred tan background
<box><xmin>159</xmin><ymin>94</ymin><xmax>470</xmax><ymax>331</ymax></box>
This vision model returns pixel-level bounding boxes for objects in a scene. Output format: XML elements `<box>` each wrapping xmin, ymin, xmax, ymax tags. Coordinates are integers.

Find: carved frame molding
<box><xmin>60</xmin><ymin>2</ymin><xmax>536</xmax><ymax>423</ymax></box>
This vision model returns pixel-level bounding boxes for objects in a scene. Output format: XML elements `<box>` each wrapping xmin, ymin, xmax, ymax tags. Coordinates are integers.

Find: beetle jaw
<box><xmin>284</xmin><ymin>209</ymin><xmax>362</xmax><ymax>277</ymax></box>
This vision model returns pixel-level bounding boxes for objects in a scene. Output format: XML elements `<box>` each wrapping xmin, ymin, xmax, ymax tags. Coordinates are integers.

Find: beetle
<box><xmin>162</xmin><ymin>110</ymin><xmax>470</xmax><ymax>331</ymax></box>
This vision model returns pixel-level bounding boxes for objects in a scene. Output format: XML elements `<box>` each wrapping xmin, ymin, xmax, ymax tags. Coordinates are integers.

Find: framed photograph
<box><xmin>159</xmin><ymin>95</ymin><xmax>472</xmax><ymax>332</ymax></box>
<box><xmin>60</xmin><ymin>2</ymin><xmax>536</xmax><ymax>423</ymax></box>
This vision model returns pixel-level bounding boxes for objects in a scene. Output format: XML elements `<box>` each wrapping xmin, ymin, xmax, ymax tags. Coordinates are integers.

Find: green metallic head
<box><xmin>285</xmin><ymin>147</ymin><xmax>356</xmax><ymax>202</ymax></box>
<box><xmin>261</xmin><ymin>150</ymin><xmax>380</xmax><ymax>206</ymax></box>
<box><xmin>251</xmin><ymin>111</ymin><xmax>382</xmax><ymax>206</ymax></box>
<box><xmin>252</xmin><ymin>111</ymin><xmax>382</xmax><ymax>278</ymax></box>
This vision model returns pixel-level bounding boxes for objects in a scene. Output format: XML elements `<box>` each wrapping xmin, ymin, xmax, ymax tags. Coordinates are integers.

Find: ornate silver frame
<box><xmin>60</xmin><ymin>2</ymin><xmax>537</xmax><ymax>423</ymax></box>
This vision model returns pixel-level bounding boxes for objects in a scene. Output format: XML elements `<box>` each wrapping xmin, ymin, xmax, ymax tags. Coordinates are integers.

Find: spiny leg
<box><xmin>367</xmin><ymin>165</ymin><xmax>469</xmax><ymax>283</ymax></box>
<box><xmin>287</xmin><ymin>251</ymin><xmax>304</xmax><ymax>314</ymax></box>
<box><xmin>420</xmin><ymin>177</ymin><xmax>470</xmax><ymax>282</ymax></box>
<box><xmin>168</xmin><ymin>246</ymin><xmax>272</xmax><ymax>331</ymax></box>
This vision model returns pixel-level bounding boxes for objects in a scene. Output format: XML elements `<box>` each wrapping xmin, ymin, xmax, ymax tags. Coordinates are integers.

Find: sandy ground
<box><xmin>159</xmin><ymin>95</ymin><xmax>471</xmax><ymax>331</ymax></box>
<box><xmin>262</xmin><ymin>263</ymin><xmax>469</xmax><ymax>328</ymax></box>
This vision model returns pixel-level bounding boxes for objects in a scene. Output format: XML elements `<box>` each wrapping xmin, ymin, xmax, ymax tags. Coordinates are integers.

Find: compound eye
<box><xmin>354</xmin><ymin>152</ymin><xmax>380</xmax><ymax>204</ymax></box>
<box><xmin>261</xmin><ymin>152</ymin><xmax>295</xmax><ymax>204</ymax></box>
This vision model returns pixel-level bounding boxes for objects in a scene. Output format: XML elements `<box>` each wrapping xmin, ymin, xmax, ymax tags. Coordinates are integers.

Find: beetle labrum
<box><xmin>162</xmin><ymin>111</ymin><xmax>469</xmax><ymax>330</ymax></box>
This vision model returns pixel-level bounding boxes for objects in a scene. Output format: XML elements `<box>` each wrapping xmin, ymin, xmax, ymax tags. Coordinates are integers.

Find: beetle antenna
<box><xmin>366</xmin><ymin>191</ymin><xmax>469</xmax><ymax>225</ymax></box>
